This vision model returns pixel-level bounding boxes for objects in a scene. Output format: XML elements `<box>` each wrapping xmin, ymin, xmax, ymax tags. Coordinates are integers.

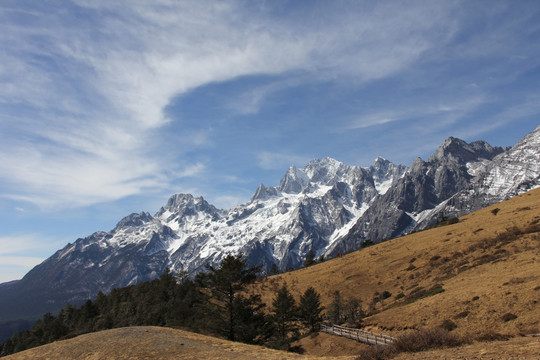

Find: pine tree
<box><xmin>174</xmin><ymin>262</ymin><xmax>188</xmax><ymax>284</ymax></box>
<box><xmin>328</xmin><ymin>290</ymin><xmax>343</xmax><ymax>324</ymax></box>
<box><xmin>303</xmin><ymin>249</ymin><xmax>316</xmax><ymax>267</ymax></box>
<box><xmin>202</xmin><ymin>253</ymin><xmax>262</xmax><ymax>342</ymax></box>
<box><xmin>271</xmin><ymin>284</ymin><xmax>297</xmax><ymax>341</ymax></box>
<box><xmin>231</xmin><ymin>294</ymin><xmax>269</xmax><ymax>344</ymax></box>
<box><xmin>268</xmin><ymin>263</ymin><xmax>280</xmax><ymax>276</ymax></box>
<box><xmin>299</xmin><ymin>287</ymin><xmax>324</xmax><ymax>332</ymax></box>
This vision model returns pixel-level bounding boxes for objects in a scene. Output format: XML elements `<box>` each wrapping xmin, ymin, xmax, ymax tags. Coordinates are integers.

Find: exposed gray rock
<box><xmin>1</xmin><ymin>125</ymin><xmax>539</xmax><ymax>332</ymax></box>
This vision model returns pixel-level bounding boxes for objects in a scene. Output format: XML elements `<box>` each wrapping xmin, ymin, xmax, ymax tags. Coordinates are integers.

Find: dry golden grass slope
<box><xmin>5</xmin><ymin>188</ymin><xmax>540</xmax><ymax>360</ymax></box>
<box><xmin>251</xmin><ymin>187</ymin><xmax>540</xmax><ymax>339</ymax></box>
<box><xmin>3</xmin><ymin>326</ymin><xmax>359</xmax><ymax>360</ymax></box>
<box><xmin>5</xmin><ymin>326</ymin><xmax>539</xmax><ymax>360</ymax></box>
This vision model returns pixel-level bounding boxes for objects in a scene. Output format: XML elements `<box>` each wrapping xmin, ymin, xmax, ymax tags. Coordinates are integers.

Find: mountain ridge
<box><xmin>0</xmin><ymin>125</ymin><xmax>539</xmax><ymax>333</ymax></box>
<box><xmin>5</xmin><ymin>186</ymin><xmax>540</xmax><ymax>359</ymax></box>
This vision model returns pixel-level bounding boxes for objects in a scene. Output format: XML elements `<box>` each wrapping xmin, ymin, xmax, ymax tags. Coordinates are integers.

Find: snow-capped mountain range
<box><xmin>1</xmin><ymin>125</ymin><xmax>539</xmax><ymax>326</ymax></box>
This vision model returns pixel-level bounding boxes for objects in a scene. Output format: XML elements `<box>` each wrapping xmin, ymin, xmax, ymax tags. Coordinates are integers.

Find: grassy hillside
<box><xmin>6</xmin><ymin>325</ymin><xmax>539</xmax><ymax>360</ymax></box>
<box><xmin>249</xmin><ymin>187</ymin><xmax>540</xmax><ymax>338</ymax></box>
<box><xmin>2</xmin><ymin>326</ymin><xmax>346</xmax><ymax>360</ymax></box>
<box><xmin>5</xmin><ymin>188</ymin><xmax>539</xmax><ymax>359</ymax></box>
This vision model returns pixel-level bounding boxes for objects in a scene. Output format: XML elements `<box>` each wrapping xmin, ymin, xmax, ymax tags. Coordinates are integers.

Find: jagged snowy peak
<box><xmin>2</xmin><ymin>125</ymin><xmax>540</xmax><ymax>328</ymax></box>
<box><xmin>250</xmin><ymin>184</ymin><xmax>281</xmax><ymax>202</ymax></box>
<box><xmin>370</xmin><ymin>157</ymin><xmax>407</xmax><ymax>194</ymax></box>
<box><xmin>277</xmin><ymin>165</ymin><xmax>310</xmax><ymax>194</ymax></box>
<box><xmin>114</xmin><ymin>212</ymin><xmax>153</xmax><ymax>230</ymax></box>
<box><xmin>428</xmin><ymin>136</ymin><xmax>506</xmax><ymax>164</ymax></box>
<box><xmin>303</xmin><ymin>157</ymin><xmax>358</xmax><ymax>185</ymax></box>
<box><xmin>334</xmin><ymin>128</ymin><xmax>539</xmax><ymax>255</ymax></box>
<box><xmin>475</xmin><ymin>125</ymin><xmax>540</xmax><ymax>198</ymax></box>
<box><xmin>210</xmin><ymin>157</ymin><xmax>403</xmax><ymax>268</ymax></box>
<box><xmin>157</xmin><ymin>156</ymin><xmax>406</xmax><ymax>274</ymax></box>
<box><xmin>275</xmin><ymin>156</ymin><xmax>406</xmax><ymax>197</ymax></box>
<box><xmin>155</xmin><ymin>194</ymin><xmax>222</xmax><ymax>222</ymax></box>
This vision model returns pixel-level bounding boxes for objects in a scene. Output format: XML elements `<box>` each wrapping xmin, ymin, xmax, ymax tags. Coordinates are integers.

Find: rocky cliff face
<box><xmin>1</xmin><ymin>125</ymin><xmax>539</xmax><ymax>326</ymax></box>
<box><xmin>329</xmin><ymin>136</ymin><xmax>510</xmax><ymax>255</ymax></box>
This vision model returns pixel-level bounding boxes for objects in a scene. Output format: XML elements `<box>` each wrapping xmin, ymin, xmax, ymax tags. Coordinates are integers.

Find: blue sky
<box><xmin>1</xmin><ymin>0</ymin><xmax>540</xmax><ymax>282</ymax></box>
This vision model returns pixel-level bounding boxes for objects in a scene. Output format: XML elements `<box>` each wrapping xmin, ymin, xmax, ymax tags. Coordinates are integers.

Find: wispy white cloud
<box><xmin>346</xmin><ymin>112</ymin><xmax>400</xmax><ymax>130</ymax></box>
<box><xmin>257</xmin><ymin>151</ymin><xmax>311</xmax><ymax>170</ymax></box>
<box><xmin>0</xmin><ymin>256</ymin><xmax>44</xmax><ymax>268</ymax></box>
<box><xmin>345</xmin><ymin>94</ymin><xmax>488</xmax><ymax>131</ymax></box>
<box><xmin>0</xmin><ymin>0</ymin><xmax>537</xmax><ymax>212</ymax></box>
<box><xmin>0</xmin><ymin>233</ymin><xmax>64</xmax><ymax>281</ymax></box>
<box><xmin>0</xmin><ymin>1</ymin><xmax>318</xmax><ymax>209</ymax></box>
<box><xmin>226</xmin><ymin>81</ymin><xmax>287</xmax><ymax>116</ymax></box>
<box><xmin>451</xmin><ymin>92</ymin><xmax>540</xmax><ymax>140</ymax></box>
<box><xmin>0</xmin><ymin>254</ymin><xmax>45</xmax><ymax>282</ymax></box>
<box><xmin>0</xmin><ymin>234</ymin><xmax>52</xmax><ymax>256</ymax></box>
<box><xmin>212</xmin><ymin>195</ymin><xmax>248</xmax><ymax>210</ymax></box>
<box><xmin>174</xmin><ymin>163</ymin><xmax>207</xmax><ymax>178</ymax></box>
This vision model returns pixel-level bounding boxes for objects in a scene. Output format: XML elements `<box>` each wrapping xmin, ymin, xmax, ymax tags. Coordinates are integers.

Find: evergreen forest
<box><xmin>0</xmin><ymin>254</ymin><xmax>330</xmax><ymax>356</ymax></box>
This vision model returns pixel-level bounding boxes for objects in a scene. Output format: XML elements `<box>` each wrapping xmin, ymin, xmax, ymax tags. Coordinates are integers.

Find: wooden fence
<box><xmin>320</xmin><ymin>324</ymin><xmax>395</xmax><ymax>346</ymax></box>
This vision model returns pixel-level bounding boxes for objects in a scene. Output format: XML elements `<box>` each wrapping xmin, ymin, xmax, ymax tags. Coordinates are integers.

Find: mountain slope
<box><xmin>7</xmin><ymin>188</ymin><xmax>540</xmax><ymax>360</ymax></box>
<box><xmin>332</xmin><ymin>126</ymin><xmax>540</xmax><ymax>255</ymax></box>
<box><xmin>0</xmin><ymin>125</ymin><xmax>539</xmax><ymax>332</ymax></box>
<box><xmin>2</xmin><ymin>326</ymin><xmax>325</xmax><ymax>360</ymax></box>
<box><xmin>5</xmin><ymin>325</ymin><xmax>540</xmax><ymax>360</ymax></box>
<box><xmin>249</xmin><ymin>186</ymin><xmax>540</xmax><ymax>338</ymax></box>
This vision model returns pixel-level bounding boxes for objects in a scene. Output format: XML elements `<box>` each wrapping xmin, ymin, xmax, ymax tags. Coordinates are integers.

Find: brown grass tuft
<box><xmin>356</xmin><ymin>328</ymin><xmax>469</xmax><ymax>360</ymax></box>
<box><xmin>501</xmin><ymin>313</ymin><xmax>518</xmax><ymax>322</ymax></box>
<box><xmin>476</xmin><ymin>332</ymin><xmax>512</xmax><ymax>342</ymax></box>
<box><xmin>392</xmin><ymin>328</ymin><xmax>467</xmax><ymax>353</ymax></box>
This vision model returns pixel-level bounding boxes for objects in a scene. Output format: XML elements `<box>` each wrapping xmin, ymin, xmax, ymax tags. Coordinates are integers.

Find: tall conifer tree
<box><xmin>299</xmin><ymin>287</ymin><xmax>324</xmax><ymax>332</ymax></box>
<box><xmin>203</xmin><ymin>253</ymin><xmax>262</xmax><ymax>342</ymax></box>
<box><xmin>271</xmin><ymin>284</ymin><xmax>297</xmax><ymax>341</ymax></box>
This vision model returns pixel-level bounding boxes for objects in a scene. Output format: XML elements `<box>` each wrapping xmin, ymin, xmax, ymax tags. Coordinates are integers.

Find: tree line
<box><xmin>1</xmin><ymin>254</ymin><xmax>340</xmax><ymax>356</ymax></box>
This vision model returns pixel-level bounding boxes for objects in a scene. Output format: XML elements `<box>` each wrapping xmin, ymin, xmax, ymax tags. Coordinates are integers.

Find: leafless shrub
<box><xmin>476</xmin><ymin>332</ymin><xmax>511</xmax><ymax>342</ymax></box>
<box><xmin>392</xmin><ymin>328</ymin><xmax>467</xmax><ymax>353</ymax></box>
<box><xmin>356</xmin><ymin>328</ymin><xmax>469</xmax><ymax>360</ymax></box>
<box><xmin>454</xmin><ymin>310</ymin><xmax>469</xmax><ymax>319</ymax></box>
<box><xmin>504</xmin><ymin>277</ymin><xmax>526</xmax><ymax>285</ymax></box>
<box><xmin>439</xmin><ymin>319</ymin><xmax>457</xmax><ymax>331</ymax></box>
<box><xmin>472</xmin><ymin>253</ymin><xmax>504</xmax><ymax>267</ymax></box>
<box><xmin>524</xmin><ymin>223</ymin><xmax>540</xmax><ymax>234</ymax></box>
<box><xmin>502</xmin><ymin>313</ymin><xmax>518</xmax><ymax>322</ymax></box>
<box><xmin>405</xmin><ymin>264</ymin><xmax>416</xmax><ymax>271</ymax></box>
<box><xmin>356</xmin><ymin>344</ymin><xmax>396</xmax><ymax>360</ymax></box>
